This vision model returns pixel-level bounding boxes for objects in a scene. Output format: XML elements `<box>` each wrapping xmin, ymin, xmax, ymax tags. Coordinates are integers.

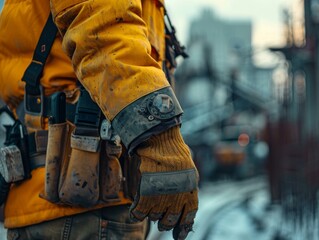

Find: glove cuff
<box><xmin>144</xmin><ymin>125</ymin><xmax>188</xmax><ymax>152</ymax></box>
<box><xmin>137</xmin><ymin>126</ymin><xmax>194</xmax><ymax>171</ymax></box>
<box><xmin>136</xmin><ymin>125</ymin><xmax>198</xmax><ymax>195</ymax></box>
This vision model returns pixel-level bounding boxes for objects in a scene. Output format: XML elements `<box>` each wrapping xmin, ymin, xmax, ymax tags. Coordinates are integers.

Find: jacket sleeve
<box><xmin>50</xmin><ymin>0</ymin><xmax>183</xmax><ymax>150</ymax></box>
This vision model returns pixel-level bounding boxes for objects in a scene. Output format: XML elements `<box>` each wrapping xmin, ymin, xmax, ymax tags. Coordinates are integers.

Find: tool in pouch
<box><xmin>20</xmin><ymin>14</ymin><xmax>123</xmax><ymax>207</ymax></box>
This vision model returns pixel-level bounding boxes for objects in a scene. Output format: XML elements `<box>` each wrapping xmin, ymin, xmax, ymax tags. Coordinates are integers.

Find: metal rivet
<box><xmin>153</xmin><ymin>94</ymin><xmax>174</xmax><ymax>114</ymax></box>
<box><xmin>36</xmin><ymin>98</ymin><xmax>41</xmax><ymax>104</ymax></box>
<box><xmin>148</xmin><ymin>115</ymin><xmax>155</xmax><ymax>121</ymax></box>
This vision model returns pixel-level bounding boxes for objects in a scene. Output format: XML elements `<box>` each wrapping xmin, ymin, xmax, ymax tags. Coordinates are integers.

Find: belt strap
<box><xmin>22</xmin><ymin>97</ymin><xmax>77</xmax><ymax>123</ymax></box>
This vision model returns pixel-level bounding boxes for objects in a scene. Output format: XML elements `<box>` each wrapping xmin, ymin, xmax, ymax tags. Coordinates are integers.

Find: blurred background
<box><xmin>149</xmin><ymin>0</ymin><xmax>319</xmax><ymax>239</ymax></box>
<box><xmin>1</xmin><ymin>0</ymin><xmax>319</xmax><ymax>239</ymax></box>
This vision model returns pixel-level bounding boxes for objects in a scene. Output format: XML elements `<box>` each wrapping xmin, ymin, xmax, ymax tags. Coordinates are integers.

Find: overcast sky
<box><xmin>166</xmin><ymin>0</ymin><xmax>301</xmax><ymax>46</ymax></box>
<box><xmin>166</xmin><ymin>0</ymin><xmax>302</xmax><ymax>66</ymax></box>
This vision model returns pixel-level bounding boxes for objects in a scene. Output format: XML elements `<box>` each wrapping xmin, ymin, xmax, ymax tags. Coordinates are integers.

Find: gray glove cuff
<box><xmin>112</xmin><ymin>87</ymin><xmax>183</xmax><ymax>151</ymax></box>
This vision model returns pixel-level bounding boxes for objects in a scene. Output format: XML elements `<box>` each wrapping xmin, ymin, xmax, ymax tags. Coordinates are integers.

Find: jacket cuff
<box><xmin>112</xmin><ymin>87</ymin><xmax>183</xmax><ymax>151</ymax></box>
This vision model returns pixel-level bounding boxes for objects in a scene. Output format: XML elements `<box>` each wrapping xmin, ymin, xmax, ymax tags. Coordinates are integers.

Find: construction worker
<box><xmin>0</xmin><ymin>0</ymin><xmax>198</xmax><ymax>239</ymax></box>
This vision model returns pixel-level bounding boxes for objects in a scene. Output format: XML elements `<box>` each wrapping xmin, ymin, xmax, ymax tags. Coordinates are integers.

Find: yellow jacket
<box><xmin>0</xmin><ymin>0</ymin><xmax>169</xmax><ymax>228</ymax></box>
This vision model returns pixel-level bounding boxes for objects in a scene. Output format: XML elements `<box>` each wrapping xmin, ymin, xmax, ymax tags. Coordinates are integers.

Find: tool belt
<box><xmin>37</xmin><ymin>87</ymin><xmax>124</xmax><ymax>207</ymax></box>
<box><xmin>42</xmin><ymin>119</ymin><xmax>123</xmax><ymax>207</ymax></box>
<box><xmin>0</xmin><ymin>102</ymin><xmax>124</xmax><ymax>208</ymax></box>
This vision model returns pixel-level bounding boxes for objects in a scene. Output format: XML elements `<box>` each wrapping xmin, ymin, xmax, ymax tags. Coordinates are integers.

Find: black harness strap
<box><xmin>22</xmin><ymin>14</ymin><xmax>58</xmax><ymax>115</ymax></box>
<box><xmin>22</xmin><ymin>13</ymin><xmax>58</xmax><ymax>94</ymax></box>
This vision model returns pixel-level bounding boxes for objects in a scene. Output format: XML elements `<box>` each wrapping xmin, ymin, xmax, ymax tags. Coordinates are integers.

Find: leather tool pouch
<box><xmin>100</xmin><ymin>140</ymin><xmax>122</xmax><ymax>202</ymax></box>
<box><xmin>42</xmin><ymin>122</ymin><xmax>124</xmax><ymax>207</ymax></box>
<box><xmin>58</xmin><ymin>133</ymin><xmax>101</xmax><ymax>207</ymax></box>
<box><xmin>0</xmin><ymin>145</ymin><xmax>22</xmax><ymax>205</ymax></box>
<box><xmin>0</xmin><ymin>118</ymin><xmax>30</xmax><ymax>183</ymax></box>
<box><xmin>0</xmin><ymin>145</ymin><xmax>25</xmax><ymax>183</ymax></box>
<box><xmin>42</xmin><ymin>121</ymin><xmax>73</xmax><ymax>203</ymax></box>
<box><xmin>41</xmin><ymin>89</ymin><xmax>124</xmax><ymax>207</ymax></box>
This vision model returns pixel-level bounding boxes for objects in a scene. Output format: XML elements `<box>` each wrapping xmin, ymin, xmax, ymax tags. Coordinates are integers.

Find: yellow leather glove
<box><xmin>130</xmin><ymin>126</ymin><xmax>199</xmax><ymax>240</ymax></box>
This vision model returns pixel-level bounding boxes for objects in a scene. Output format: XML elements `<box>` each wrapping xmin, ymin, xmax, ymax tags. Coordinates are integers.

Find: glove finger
<box><xmin>173</xmin><ymin>223</ymin><xmax>194</xmax><ymax>240</ymax></box>
<box><xmin>172</xmin><ymin>206</ymin><xmax>198</xmax><ymax>240</ymax></box>
<box><xmin>138</xmin><ymin>196</ymin><xmax>170</xmax><ymax>226</ymax></box>
<box><xmin>158</xmin><ymin>211</ymin><xmax>182</xmax><ymax>231</ymax></box>
<box><xmin>157</xmin><ymin>195</ymin><xmax>183</xmax><ymax>231</ymax></box>
<box><xmin>177</xmin><ymin>190</ymin><xmax>198</xmax><ymax>225</ymax></box>
<box><xmin>130</xmin><ymin>208</ymin><xmax>149</xmax><ymax>222</ymax></box>
<box><xmin>148</xmin><ymin>212</ymin><xmax>164</xmax><ymax>222</ymax></box>
<box><xmin>129</xmin><ymin>196</ymin><xmax>157</xmax><ymax>222</ymax></box>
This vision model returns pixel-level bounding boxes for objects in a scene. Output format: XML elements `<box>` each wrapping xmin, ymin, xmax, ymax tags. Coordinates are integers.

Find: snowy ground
<box><xmin>148</xmin><ymin>176</ymin><xmax>319</xmax><ymax>240</ymax></box>
<box><xmin>0</xmin><ymin>224</ymin><xmax>5</xmax><ymax>240</ymax></box>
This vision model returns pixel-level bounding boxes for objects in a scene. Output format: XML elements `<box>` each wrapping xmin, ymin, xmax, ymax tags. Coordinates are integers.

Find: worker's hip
<box><xmin>7</xmin><ymin>205</ymin><xmax>149</xmax><ymax>240</ymax></box>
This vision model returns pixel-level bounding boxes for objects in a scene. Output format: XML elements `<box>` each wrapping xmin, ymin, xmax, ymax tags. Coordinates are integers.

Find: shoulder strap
<box><xmin>22</xmin><ymin>13</ymin><xmax>58</xmax><ymax>96</ymax></box>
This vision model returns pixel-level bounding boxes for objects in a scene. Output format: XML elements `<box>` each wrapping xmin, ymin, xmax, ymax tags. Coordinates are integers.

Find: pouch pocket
<box><xmin>100</xmin><ymin>140</ymin><xmax>122</xmax><ymax>202</ymax></box>
<box><xmin>0</xmin><ymin>145</ymin><xmax>25</xmax><ymax>183</ymax></box>
<box><xmin>58</xmin><ymin>133</ymin><xmax>100</xmax><ymax>207</ymax></box>
<box><xmin>42</xmin><ymin>121</ymin><xmax>73</xmax><ymax>203</ymax></box>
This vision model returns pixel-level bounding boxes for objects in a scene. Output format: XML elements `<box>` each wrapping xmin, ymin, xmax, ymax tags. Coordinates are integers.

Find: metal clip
<box><xmin>100</xmin><ymin>119</ymin><xmax>112</xmax><ymax>141</ymax></box>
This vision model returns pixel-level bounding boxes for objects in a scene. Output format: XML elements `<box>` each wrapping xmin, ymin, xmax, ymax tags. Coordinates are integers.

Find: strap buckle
<box><xmin>24</xmin><ymin>85</ymin><xmax>45</xmax><ymax>116</ymax></box>
<box><xmin>21</xmin><ymin>60</ymin><xmax>43</xmax><ymax>89</ymax></box>
<box><xmin>74</xmin><ymin>87</ymin><xmax>101</xmax><ymax>136</ymax></box>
